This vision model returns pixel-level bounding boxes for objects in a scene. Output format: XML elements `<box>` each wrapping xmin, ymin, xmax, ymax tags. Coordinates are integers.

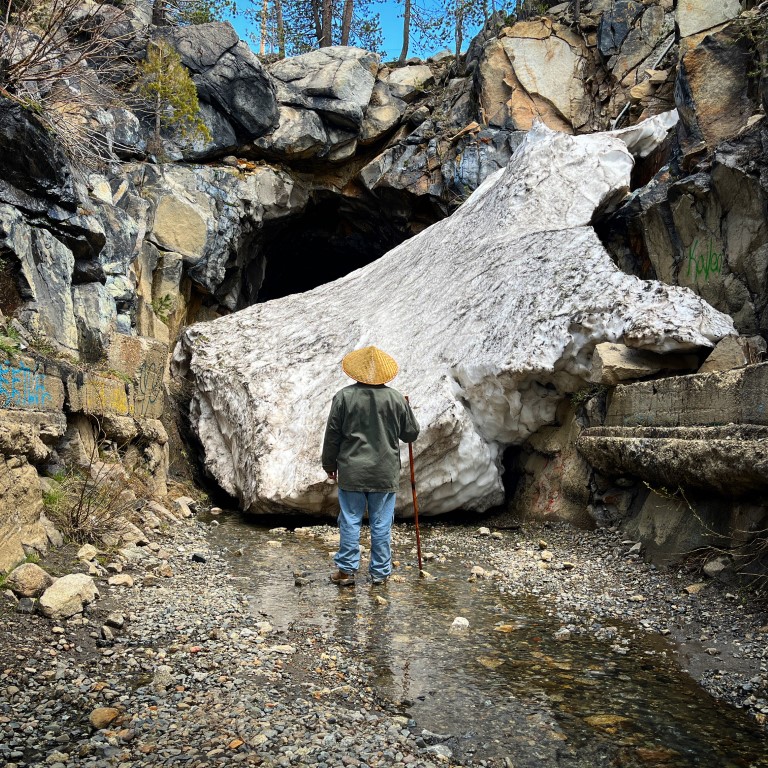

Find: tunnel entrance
<box><xmin>244</xmin><ymin>190</ymin><xmax>445</xmax><ymax>305</ymax></box>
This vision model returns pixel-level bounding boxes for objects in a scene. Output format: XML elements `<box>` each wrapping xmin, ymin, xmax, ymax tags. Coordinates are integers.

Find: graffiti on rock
<box><xmin>0</xmin><ymin>359</ymin><xmax>51</xmax><ymax>408</ymax></box>
<box><xmin>79</xmin><ymin>377</ymin><xmax>130</xmax><ymax>415</ymax></box>
<box><xmin>686</xmin><ymin>238</ymin><xmax>724</xmax><ymax>282</ymax></box>
<box><xmin>134</xmin><ymin>359</ymin><xmax>163</xmax><ymax>417</ymax></box>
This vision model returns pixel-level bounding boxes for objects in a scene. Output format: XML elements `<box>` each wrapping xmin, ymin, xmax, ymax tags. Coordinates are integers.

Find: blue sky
<box><xmin>225</xmin><ymin>1</ymin><xmax>477</xmax><ymax>61</ymax></box>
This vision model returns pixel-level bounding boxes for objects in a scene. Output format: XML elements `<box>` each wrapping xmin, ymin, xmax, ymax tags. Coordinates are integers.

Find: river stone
<box><xmin>173</xmin><ymin>112</ymin><xmax>733</xmax><ymax>517</ymax></box>
<box><xmin>89</xmin><ymin>706</ymin><xmax>120</xmax><ymax>729</ymax></box>
<box><xmin>5</xmin><ymin>562</ymin><xmax>53</xmax><ymax>597</ymax></box>
<box><xmin>39</xmin><ymin>573</ymin><xmax>99</xmax><ymax>619</ymax></box>
<box><xmin>77</xmin><ymin>544</ymin><xmax>99</xmax><ymax>562</ymax></box>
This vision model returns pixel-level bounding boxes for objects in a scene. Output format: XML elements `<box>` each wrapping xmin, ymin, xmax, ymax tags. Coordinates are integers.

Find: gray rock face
<box><xmin>0</xmin><ymin>455</ymin><xmax>46</xmax><ymax>573</ymax></box>
<box><xmin>0</xmin><ymin>205</ymin><xmax>80</xmax><ymax>355</ymax></box>
<box><xmin>677</xmin><ymin>0</ymin><xmax>741</xmax><ymax>38</ymax></box>
<box><xmin>174</xmin><ymin>114</ymin><xmax>733</xmax><ymax>517</ymax></box>
<box><xmin>0</xmin><ymin>98</ymin><xmax>78</xmax><ymax>212</ymax></box>
<box><xmin>163</xmin><ymin>22</ymin><xmax>279</xmax><ymax>139</ymax></box>
<box><xmin>139</xmin><ymin>163</ymin><xmax>309</xmax><ymax>307</ymax></box>
<box><xmin>597</xmin><ymin>0</ymin><xmax>645</xmax><ymax>58</ymax></box>
<box><xmin>72</xmin><ymin>283</ymin><xmax>117</xmax><ymax>361</ymax></box>
<box><xmin>258</xmin><ymin>47</ymin><xmax>379</xmax><ymax>160</ymax></box>
<box><xmin>603</xmin><ymin>121</ymin><xmax>768</xmax><ymax>339</ymax></box>
<box><xmin>675</xmin><ymin>25</ymin><xmax>756</xmax><ymax>155</ymax></box>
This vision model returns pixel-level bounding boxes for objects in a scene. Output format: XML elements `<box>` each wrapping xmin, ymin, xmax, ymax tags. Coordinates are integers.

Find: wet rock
<box><xmin>15</xmin><ymin>597</ymin><xmax>36</xmax><ymax>614</ymax></box>
<box><xmin>449</xmin><ymin>617</ymin><xmax>469</xmax><ymax>632</ymax></box>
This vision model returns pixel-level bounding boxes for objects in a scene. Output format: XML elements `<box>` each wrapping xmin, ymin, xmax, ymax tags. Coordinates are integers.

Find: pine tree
<box><xmin>137</xmin><ymin>40</ymin><xmax>211</xmax><ymax>157</ymax></box>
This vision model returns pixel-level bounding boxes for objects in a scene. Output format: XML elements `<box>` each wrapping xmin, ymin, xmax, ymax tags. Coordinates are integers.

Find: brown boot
<box><xmin>330</xmin><ymin>570</ymin><xmax>355</xmax><ymax>587</ymax></box>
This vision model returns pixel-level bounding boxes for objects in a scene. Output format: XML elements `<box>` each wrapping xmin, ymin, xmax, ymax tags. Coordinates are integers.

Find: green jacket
<box><xmin>322</xmin><ymin>383</ymin><xmax>420</xmax><ymax>493</ymax></box>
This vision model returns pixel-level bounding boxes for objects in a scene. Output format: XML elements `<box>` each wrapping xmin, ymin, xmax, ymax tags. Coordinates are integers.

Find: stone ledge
<box><xmin>605</xmin><ymin>362</ymin><xmax>768</xmax><ymax>428</ymax></box>
<box><xmin>578</xmin><ymin>424</ymin><xmax>768</xmax><ymax>495</ymax></box>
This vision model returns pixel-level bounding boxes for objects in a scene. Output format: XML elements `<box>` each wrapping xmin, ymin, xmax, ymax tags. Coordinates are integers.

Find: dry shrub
<box><xmin>44</xmin><ymin>420</ymin><xmax>155</xmax><ymax>545</ymax></box>
<box><xmin>43</xmin><ymin>463</ymin><xmax>137</xmax><ymax>545</ymax></box>
<box><xmin>0</xmin><ymin>0</ymin><xmax>134</xmax><ymax>166</ymax></box>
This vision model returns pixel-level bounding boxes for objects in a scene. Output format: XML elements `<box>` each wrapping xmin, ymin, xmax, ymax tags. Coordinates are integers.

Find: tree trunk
<box><xmin>153</xmin><ymin>91</ymin><xmax>162</xmax><ymax>149</ymax></box>
<box><xmin>573</xmin><ymin>0</ymin><xmax>581</xmax><ymax>22</ymax></box>
<box><xmin>398</xmin><ymin>0</ymin><xmax>411</xmax><ymax>64</ymax></box>
<box><xmin>310</xmin><ymin>0</ymin><xmax>322</xmax><ymax>45</ymax></box>
<box><xmin>321</xmin><ymin>0</ymin><xmax>333</xmax><ymax>46</ymax></box>
<box><xmin>260</xmin><ymin>0</ymin><xmax>268</xmax><ymax>55</ymax></box>
<box><xmin>275</xmin><ymin>0</ymin><xmax>285</xmax><ymax>57</ymax></box>
<box><xmin>151</xmin><ymin>0</ymin><xmax>167</xmax><ymax>26</ymax></box>
<box><xmin>340</xmin><ymin>0</ymin><xmax>353</xmax><ymax>45</ymax></box>
<box><xmin>454</xmin><ymin>2</ymin><xmax>463</xmax><ymax>60</ymax></box>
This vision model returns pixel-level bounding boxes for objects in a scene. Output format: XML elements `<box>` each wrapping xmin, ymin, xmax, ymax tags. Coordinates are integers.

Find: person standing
<box><xmin>322</xmin><ymin>346</ymin><xmax>420</xmax><ymax>586</ymax></box>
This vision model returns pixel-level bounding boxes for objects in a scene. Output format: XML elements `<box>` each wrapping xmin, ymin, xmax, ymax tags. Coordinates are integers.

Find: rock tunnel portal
<box><xmin>245</xmin><ymin>190</ymin><xmax>446</xmax><ymax>305</ymax></box>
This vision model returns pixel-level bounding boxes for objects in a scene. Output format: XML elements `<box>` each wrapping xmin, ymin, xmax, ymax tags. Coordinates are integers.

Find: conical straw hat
<box><xmin>341</xmin><ymin>346</ymin><xmax>399</xmax><ymax>385</ymax></box>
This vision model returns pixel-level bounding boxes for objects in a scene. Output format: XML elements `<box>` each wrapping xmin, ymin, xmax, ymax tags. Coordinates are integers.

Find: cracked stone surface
<box><xmin>173</xmin><ymin>113</ymin><xmax>734</xmax><ymax>517</ymax></box>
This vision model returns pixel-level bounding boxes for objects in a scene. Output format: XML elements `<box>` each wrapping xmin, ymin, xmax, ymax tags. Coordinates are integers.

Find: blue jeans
<box><xmin>335</xmin><ymin>489</ymin><xmax>396</xmax><ymax>579</ymax></box>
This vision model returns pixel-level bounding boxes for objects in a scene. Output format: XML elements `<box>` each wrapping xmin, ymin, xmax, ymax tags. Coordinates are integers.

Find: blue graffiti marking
<box><xmin>0</xmin><ymin>359</ymin><xmax>51</xmax><ymax>408</ymax></box>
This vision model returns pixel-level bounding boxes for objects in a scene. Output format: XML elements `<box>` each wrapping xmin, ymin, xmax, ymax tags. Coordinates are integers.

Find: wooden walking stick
<box><xmin>405</xmin><ymin>396</ymin><xmax>423</xmax><ymax>575</ymax></box>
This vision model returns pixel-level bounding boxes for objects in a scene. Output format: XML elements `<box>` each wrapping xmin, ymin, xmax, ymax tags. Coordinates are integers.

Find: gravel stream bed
<box><xmin>1</xmin><ymin>509</ymin><xmax>767</xmax><ymax>768</ymax></box>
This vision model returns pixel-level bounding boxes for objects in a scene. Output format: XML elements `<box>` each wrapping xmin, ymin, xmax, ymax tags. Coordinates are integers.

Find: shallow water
<box><xmin>206</xmin><ymin>514</ymin><xmax>768</xmax><ymax>768</ymax></box>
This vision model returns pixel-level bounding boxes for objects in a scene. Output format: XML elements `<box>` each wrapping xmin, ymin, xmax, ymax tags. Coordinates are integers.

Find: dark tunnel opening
<box><xmin>244</xmin><ymin>190</ymin><xmax>446</xmax><ymax>305</ymax></box>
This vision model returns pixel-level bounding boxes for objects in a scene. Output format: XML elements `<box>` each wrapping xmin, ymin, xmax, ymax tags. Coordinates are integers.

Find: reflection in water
<box><xmin>207</xmin><ymin>515</ymin><xmax>768</xmax><ymax>768</ymax></box>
